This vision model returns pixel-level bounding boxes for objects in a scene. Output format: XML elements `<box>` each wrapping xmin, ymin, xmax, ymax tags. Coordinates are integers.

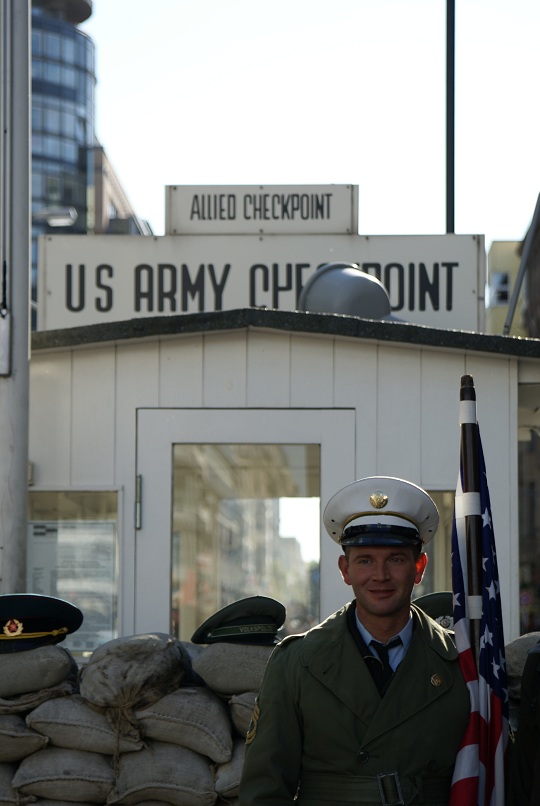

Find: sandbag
<box><xmin>0</xmin><ymin>762</ymin><xmax>35</xmax><ymax>805</ymax></box>
<box><xmin>136</xmin><ymin>686</ymin><xmax>232</xmax><ymax>763</ymax></box>
<box><xmin>0</xmin><ymin>677</ymin><xmax>78</xmax><ymax>715</ymax></box>
<box><xmin>26</xmin><ymin>695</ymin><xmax>144</xmax><ymax>754</ymax></box>
<box><xmin>79</xmin><ymin>633</ymin><xmax>195</xmax><ymax>712</ymax></box>
<box><xmin>0</xmin><ymin>645</ymin><xmax>75</xmax><ymax>697</ymax></box>
<box><xmin>0</xmin><ymin>714</ymin><xmax>48</xmax><ymax>762</ymax></box>
<box><xmin>12</xmin><ymin>746</ymin><xmax>114</xmax><ymax>802</ymax></box>
<box><xmin>192</xmin><ymin>644</ymin><xmax>273</xmax><ymax>694</ymax></box>
<box><xmin>214</xmin><ymin>739</ymin><xmax>245</xmax><ymax>799</ymax></box>
<box><xmin>228</xmin><ymin>692</ymin><xmax>257</xmax><ymax>737</ymax></box>
<box><xmin>106</xmin><ymin>741</ymin><xmax>217</xmax><ymax>806</ymax></box>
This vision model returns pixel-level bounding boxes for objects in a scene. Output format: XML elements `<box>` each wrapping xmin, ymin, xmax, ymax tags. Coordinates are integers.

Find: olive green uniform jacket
<box><xmin>238</xmin><ymin>602</ymin><xmax>470</xmax><ymax>806</ymax></box>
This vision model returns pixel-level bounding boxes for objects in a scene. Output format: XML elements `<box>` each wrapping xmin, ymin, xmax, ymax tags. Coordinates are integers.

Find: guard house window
<box><xmin>27</xmin><ymin>490</ymin><xmax>118</xmax><ymax>661</ymax></box>
<box><xmin>171</xmin><ymin>444</ymin><xmax>321</xmax><ymax>642</ymax></box>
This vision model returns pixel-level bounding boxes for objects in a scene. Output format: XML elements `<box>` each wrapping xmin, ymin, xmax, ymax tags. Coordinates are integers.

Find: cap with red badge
<box><xmin>0</xmin><ymin>593</ymin><xmax>83</xmax><ymax>652</ymax></box>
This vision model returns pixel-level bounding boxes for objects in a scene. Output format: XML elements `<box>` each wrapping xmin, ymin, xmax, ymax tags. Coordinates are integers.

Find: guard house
<box><xmin>28</xmin><ymin>308</ymin><xmax>540</xmax><ymax>659</ymax></box>
<box><xmin>27</xmin><ymin>184</ymin><xmax>540</xmax><ymax>660</ymax></box>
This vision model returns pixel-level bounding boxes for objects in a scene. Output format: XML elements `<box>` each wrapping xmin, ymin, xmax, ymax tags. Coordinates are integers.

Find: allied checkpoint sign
<box><xmin>165</xmin><ymin>184</ymin><xmax>359</xmax><ymax>235</ymax></box>
<box><xmin>38</xmin><ymin>231</ymin><xmax>485</xmax><ymax>331</ymax></box>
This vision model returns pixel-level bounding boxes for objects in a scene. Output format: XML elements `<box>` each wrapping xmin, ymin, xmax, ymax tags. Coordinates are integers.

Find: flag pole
<box><xmin>459</xmin><ymin>374</ymin><xmax>483</xmax><ymax>668</ymax></box>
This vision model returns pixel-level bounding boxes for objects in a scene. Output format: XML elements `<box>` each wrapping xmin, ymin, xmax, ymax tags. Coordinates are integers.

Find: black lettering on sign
<box><xmin>272</xmin><ymin>263</ymin><xmax>293</xmax><ymax>309</ymax></box>
<box><xmin>134</xmin><ymin>264</ymin><xmax>154</xmax><ymax>312</ymax></box>
<box><xmin>419</xmin><ymin>263</ymin><xmax>439</xmax><ymax>311</ymax></box>
<box><xmin>158</xmin><ymin>264</ymin><xmax>177</xmax><ymax>312</ymax></box>
<box><xmin>384</xmin><ymin>263</ymin><xmax>405</xmax><ymax>311</ymax></box>
<box><xmin>66</xmin><ymin>264</ymin><xmax>85</xmax><ymax>312</ymax></box>
<box><xmin>408</xmin><ymin>263</ymin><xmax>415</xmax><ymax>311</ymax></box>
<box><xmin>359</xmin><ymin>260</ymin><xmax>456</xmax><ymax>313</ymax></box>
<box><xmin>207</xmin><ymin>263</ymin><xmax>231</xmax><ymax>310</ymax></box>
<box><xmin>249</xmin><ymin>264</ymin><xmax>269</xmax><ymax>307</ymax></box>
<box><xmin>244</xmin><ymin>193</ymin><xmax>333</xmax><ymax>221</ymax></box>
<box><xmin>190</xmin><ymin>194</ymin><xmax>237</xmax><ymax>221</ymax></box>
<box><xmin>442</xmin><ymin>262</ymin><xmax>457</xmax><ymax>310</ymax></box>
<box><xmin>95</xmin><ymin>264</ymin><xmax>113</xmax><ymax>312</ymax></box>
<box><xmin>182</xmin><ymin>264</ymin><xmax>205</xmax><ymax>311</ymax></box>
<box><xmin>295</xmin><ymin>263</ymin><xmax>311</xmax><ymax>306</ymax></box>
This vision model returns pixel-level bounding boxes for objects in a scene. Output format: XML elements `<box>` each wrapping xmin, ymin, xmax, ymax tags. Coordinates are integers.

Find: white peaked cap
<box><xmin>323</xmin><ymin>476</ymin><xmax>439</xmax><ymax>548</ymax></box>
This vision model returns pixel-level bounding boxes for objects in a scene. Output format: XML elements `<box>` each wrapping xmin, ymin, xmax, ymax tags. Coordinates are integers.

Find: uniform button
<box><xmin>356</xmin><ymin>750</ymin><xmax>369</xmax><ymax>764</ymax></box>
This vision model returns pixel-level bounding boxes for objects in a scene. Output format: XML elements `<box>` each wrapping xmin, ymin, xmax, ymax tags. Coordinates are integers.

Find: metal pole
<box><xmin>0</xmin><ymin>0</ymin><xmax>30</xmax><ymax>594</ymax></box>
<box><xmin>502</xmin><ymin>192</ymin><xmax>540</xmax><ymax>336</ymax></box>
<box><xmin>446</xmin><ymin>0</ymin><xmax>455</xmax><ymax>234</ymax></box>
<box><xmin>459</xmin><ymin>374</ymin><xmax>483</xmax><ymax>668</ymax></box>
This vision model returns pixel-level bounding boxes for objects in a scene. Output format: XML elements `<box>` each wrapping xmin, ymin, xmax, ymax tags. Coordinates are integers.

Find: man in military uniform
<box><xmin>238</xmin><ymin>476</ymin><xmax>470</xmax><ymax>806</ymax></box>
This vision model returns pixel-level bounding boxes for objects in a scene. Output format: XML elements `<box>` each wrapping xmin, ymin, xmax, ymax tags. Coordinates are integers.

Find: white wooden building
<box><xmin>27</xmin><ymin>307</ymin><xmax>540</xmax><ymax>659</ymax></box>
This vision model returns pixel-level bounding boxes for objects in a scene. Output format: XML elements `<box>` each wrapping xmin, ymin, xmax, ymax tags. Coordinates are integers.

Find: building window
<box><xmin>27</xmin><ymin>490</ymin><xmax>118</xmax><ymax>661</ymax></box>
<box><xmin>491</xmin><ymin>271</ymin><xmax>510</xmax><ymax>305</ymax></box>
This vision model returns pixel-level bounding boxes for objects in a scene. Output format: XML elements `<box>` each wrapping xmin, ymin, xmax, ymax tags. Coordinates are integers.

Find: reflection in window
<box><xmin>171</xmin><ymin>444</ymin><xmax>320</xmax><ymax>642</ymax></box>
<box><xmin>27</xmin><ymin>491</ymin><xmax>118</xmax><ymax>660</ymax></box>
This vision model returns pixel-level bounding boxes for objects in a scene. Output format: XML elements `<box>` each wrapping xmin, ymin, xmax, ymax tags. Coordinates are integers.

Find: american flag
<box><xmin>450</xmin><ymin>425</ymin><xmax>509</xmax><ymax>806</ymax></box>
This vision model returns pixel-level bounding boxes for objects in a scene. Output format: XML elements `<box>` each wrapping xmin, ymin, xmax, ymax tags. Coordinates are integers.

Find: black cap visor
<box><xmin>340</xmin><ymin>523</ymin><xmax>421</xmax><ymax>548</ymax></box>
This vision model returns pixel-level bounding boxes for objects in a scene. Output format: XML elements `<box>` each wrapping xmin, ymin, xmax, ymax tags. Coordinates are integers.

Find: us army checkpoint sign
<box><xmin>38</xmin><ymin>233</ymin><xmax>484</xmax><ymax>332</ymax></box>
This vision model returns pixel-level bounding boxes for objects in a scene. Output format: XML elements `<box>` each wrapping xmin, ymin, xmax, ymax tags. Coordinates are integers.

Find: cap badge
<box><xmin>3</xmin><ymin>618</ymin><xmax>23</xmax><ymax>637</ymax></box>
<box><xmin>370</xmin><ymin>491</ymin><xmax>388</xmax><ymax>509</ymax></box>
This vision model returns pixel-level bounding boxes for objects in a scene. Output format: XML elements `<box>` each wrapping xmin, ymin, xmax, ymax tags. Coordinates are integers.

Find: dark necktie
<box><xmin>370</xmin><ymin>636</ymin><xmax>402</xmax><ymax>689</ymax></box>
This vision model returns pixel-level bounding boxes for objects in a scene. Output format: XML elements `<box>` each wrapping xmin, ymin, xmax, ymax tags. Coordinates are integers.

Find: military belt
<box><xmin>298</xmin><ymin>771</ymin><xmax>452</xmax><ymax>804</ymax></box>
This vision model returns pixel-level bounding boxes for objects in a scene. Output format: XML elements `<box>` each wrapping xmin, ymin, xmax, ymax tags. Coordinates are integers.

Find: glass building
<box><xmin>31</xmin><ymin>0</ymin><xmax>149</xmax><ymax>325</ymax></box>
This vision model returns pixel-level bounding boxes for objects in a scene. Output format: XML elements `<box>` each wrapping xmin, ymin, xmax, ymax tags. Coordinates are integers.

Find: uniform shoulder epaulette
<box><xmin>276</xmin><ymin>632</ymin><xmax>305</xmax><ymax>649</ymax></box>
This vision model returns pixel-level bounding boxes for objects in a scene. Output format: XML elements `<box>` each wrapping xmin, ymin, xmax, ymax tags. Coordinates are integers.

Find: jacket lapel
<box><xmin>300</xmin><ymin>602</ymin><xmax>459</xmax><ymax>740</ymax></box>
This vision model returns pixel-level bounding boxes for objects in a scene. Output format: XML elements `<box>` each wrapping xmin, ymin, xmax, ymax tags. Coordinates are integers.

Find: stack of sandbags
<box><xmin>0</xmin><ymin>643</ymin><xmax>79</xmax><ymax>805</ymax></box>
<box><xmin>1</xmin><ymin>633</ymin><xmax>273</xmax><ymax>805</ymax></box>
<box><xmin>190</xmin><ymin>641</ymin><xmax>274</xmax><ymax>803</ymax></box>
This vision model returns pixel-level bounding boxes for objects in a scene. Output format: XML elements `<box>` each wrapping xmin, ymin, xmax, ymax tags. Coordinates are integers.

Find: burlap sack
<box><xmin>0</xmin><ymin>645</ymin><xmax>75</xmax><ymax>698</ymax></box>
<box><xmin>79</xmin><ymin>633</ymin><xmax>197</xmax><ymax>739</ymax></box>
<box><xmin>135</xmin><ymin>686</ymin><xmax>232</xmax><ymax>762</ymax></box>
<box><xmin>0</xmin><ymin>677</ymin><xmax>78</xmax><ymax>716</ymax></box>
<box><xmin>79</xmin><ymin>633</ymin><xmax>195</xmax><ymax>711</ymax></box>
<box><xmin>214</xmin><ymin>739</ymin><xmax>245</xmax><ymax>799</ymax></box>
<box><xmin>228</xmin><ymin>692</ymin><xmax>257</xmax><ymax>737</ymax></box>
<box><xmin>12</xmin><ymin>746</ymin><xmax>114</xmax><ymax>802</ymax></box>
<box><xmin>0</xmin><ymin>714</ymin><xmax>48</xmax><ymax>762</ymax></box>
<box><xmin>106</xmin><ymin>741</ymin><xmax>216</xmax><ymax>806</ymax></box>
<box><xmin>26</xmin><ymin>695</ymin><xmax>144</xmax><ymax>754</ymax></box>
<box><xmin>192</xmin><ymin>644</ymin><xmax>273</xmax><ymax>695</ymax></box>
<box><xmin>0</xmin><ymin>762</ymin><xmax>35</xmax><ymax>805</ymax></box>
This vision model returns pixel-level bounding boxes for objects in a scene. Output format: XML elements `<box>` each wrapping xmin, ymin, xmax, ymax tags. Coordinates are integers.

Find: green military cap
<box><xmin>412</xmin><ymin>591</ymin><xmax>454</xmax><ymax>629</ymax></box>
<box><xmin>0</xmin><ymin>593</ymin><xmax>83</xmax><ymax>653</ymax></box>
<box><xmin>191</xmin><ymin>596</ymin><xmax>286</xmax><ymax>645</ymax></box>
<box><xmin>323</xmin><ymin>476</ymin><xmax>439</xmax><ymax>549</ymax></box>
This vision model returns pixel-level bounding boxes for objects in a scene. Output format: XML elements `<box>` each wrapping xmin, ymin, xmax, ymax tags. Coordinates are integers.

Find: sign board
<box><xmin>38</xmin><ymin>233</ymin><xmax>485</xmax><ymax>332</ymax></box>
<box><xmin>165</xmin><ymin>184</ymin><xmax>359</xmax><ymax>235</ymax></box>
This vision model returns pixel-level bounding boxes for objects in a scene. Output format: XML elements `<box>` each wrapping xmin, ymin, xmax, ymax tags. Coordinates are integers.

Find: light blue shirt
<box><xmin>355</xmin><ymin>610</ymin><xmax>414</xmax><ymax>671</ymax></box>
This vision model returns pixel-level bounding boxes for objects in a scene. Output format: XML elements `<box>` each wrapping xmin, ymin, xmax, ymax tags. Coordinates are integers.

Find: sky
<box><xmin>80</xmin><ymin>0</ymin><xmax>540</xmax><ymax>253</ymax></box>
